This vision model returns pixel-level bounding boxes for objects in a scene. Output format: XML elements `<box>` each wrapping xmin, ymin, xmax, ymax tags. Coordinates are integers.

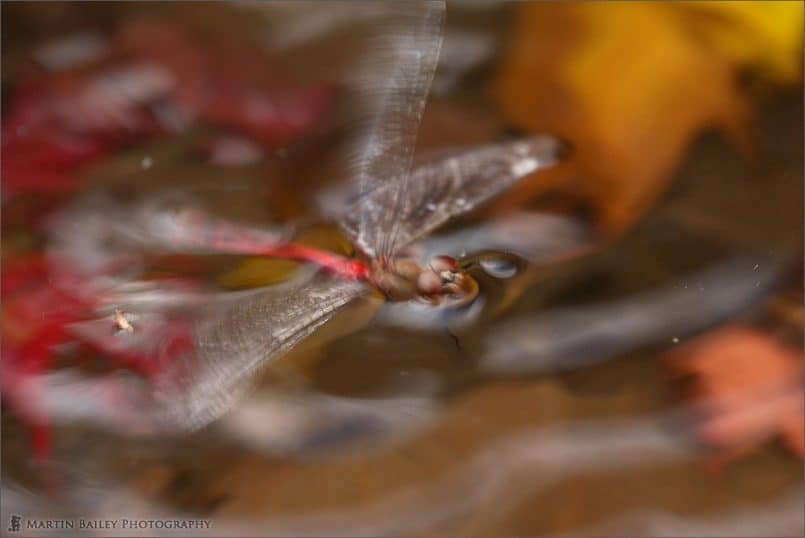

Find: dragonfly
<box><xmin>135</xmin><ymin>1</ymin><xmax>566</xmax><ymax>430</ymax></box>
<box><xmin>11</xmin><ymin>2</ymin><xmax>567</xmax><ymax>440</ymax></box>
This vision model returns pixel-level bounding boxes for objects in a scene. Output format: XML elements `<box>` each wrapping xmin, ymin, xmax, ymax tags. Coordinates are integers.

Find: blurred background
<box><xmin>2</xmin><ymin>2</ymin><xmax>803</xmax><ymax>536</ymax></box>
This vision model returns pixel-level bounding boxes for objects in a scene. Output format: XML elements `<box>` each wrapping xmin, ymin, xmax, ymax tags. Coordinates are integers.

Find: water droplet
<box><xmin>480</xmin><ymin>257</ymin><xmax>518</xmax><ymax>279</ymax></box>
<box><xmin>672</xmin><ymin>337</ymin><xmax>679</xmax><ymax>344</ymax></box>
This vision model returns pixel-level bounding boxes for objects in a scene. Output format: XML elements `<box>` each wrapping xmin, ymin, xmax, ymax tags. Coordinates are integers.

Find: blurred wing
<box><xmin>339</xmin><ymin>136</ymin><xmax>565</xmax><ymax>257</ymax></box>
<box><xmin>336</xmin><ymin>1</ymin><xmax>445</xmax><ymax>261</ymax></box>
<box><xmin>47</xmin><ymin>194</ymin><xmax>289</xmax><ymax>282</ymax></box>
<box><xmin>154</xmin><ymin>273</ymin><xmax>367</xmax><ymax>430</ymax></box>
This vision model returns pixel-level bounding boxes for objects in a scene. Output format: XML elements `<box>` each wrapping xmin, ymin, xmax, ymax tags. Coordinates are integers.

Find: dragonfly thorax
<box><xmin>371</xmin><ymin>255</ymin><xmax>478</xmax><ymax>307</ymax></box>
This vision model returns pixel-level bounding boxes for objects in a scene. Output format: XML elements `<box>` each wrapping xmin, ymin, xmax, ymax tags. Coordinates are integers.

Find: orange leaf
<box><xmin>490</xmin><ymin>2</ymin><xmax>773</xmax><ymax>234</ymax></box>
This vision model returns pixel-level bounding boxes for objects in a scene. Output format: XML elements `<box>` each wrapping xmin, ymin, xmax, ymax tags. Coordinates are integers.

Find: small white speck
<box><xmin>672</xmin><ymin>337</ymin><xmax>679</xmax><ymax>344</ymax></box>
<box><xmin>755</xmin><ymin>281</ymin><xmax>760</xmax><ymax>287</ymax></box>
<box><xmin>753</xmin><ymin>264</ymin><xmax>759</xmax><ymax>270</ymax></box>
<box><xmin>426</xmin><ymin>202</ymin><xmax>437</xmax><ymax>211</ymax></box>
<box><xmin>141</xmin><ymin>156</ymin><xmax>153</xmax><ymax>170</ymax></box>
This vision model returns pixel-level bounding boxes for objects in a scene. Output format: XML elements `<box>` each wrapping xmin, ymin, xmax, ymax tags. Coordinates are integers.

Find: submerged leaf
<box><xmin>218</xmin><ymin>258</ymin><xmax>302</xmax><ymax>289</ymax></box>
<box><xmin>667</xmin><ymin>326</ymin><xmax>804</xmax><ymax>468</ymax></box>
<box><xmin>491</xmin><ymin>2</ymin><xmax>801</xmax><ymax>234</ymax></box>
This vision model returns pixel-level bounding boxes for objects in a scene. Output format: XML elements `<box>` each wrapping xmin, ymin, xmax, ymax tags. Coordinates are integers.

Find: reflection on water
<box><xmin>2</xmin><ymin>2</ymin><xmax>803</xmax><ymax>537</ymax></box>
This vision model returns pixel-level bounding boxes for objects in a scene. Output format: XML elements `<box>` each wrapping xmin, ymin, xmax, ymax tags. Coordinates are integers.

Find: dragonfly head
<box><xmin>417</xmin><ymin>255</ymin><xmax>479</xmax><ymax>307</ymax></box>
<box><xmin>372</xmin><ymin>255</ymin><xmax>478</xmax><ymax>307</ymax></box>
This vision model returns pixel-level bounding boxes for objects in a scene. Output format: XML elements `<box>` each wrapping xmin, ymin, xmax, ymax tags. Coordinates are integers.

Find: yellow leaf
<box><xmin>218</xmin><ymin>258</ymin><xmax>301</xmax><ymax>289</ymax></box>
<box><xmin>680</xmin><ymin>1</ymin><xmax>804</xmax><ymax>84</ymax></box>
<box><xmin>218</xmin><ymin>226</ymin><xmax>352</xmax><ymax>289</ymax></box>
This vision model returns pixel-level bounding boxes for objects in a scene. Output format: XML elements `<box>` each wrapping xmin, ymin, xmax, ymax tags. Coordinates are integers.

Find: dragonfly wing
<box><xmin>48</xmin><ymin>194</ymin><xmax>289</xmax><ymax>281</ymax></box>
<box><xmin>153</xmin><ymin>273</ymin><xmax>368</xmax><ymax>430</ymax></box>
<box><xmin>126</xmin><ymin>200</ymin><xmax>288</xmax><ymax>255</ymax></box>
<box><xmin>334</xmin><ymin>1</ymin><xmax>445</xmax><ymax>261</ymax></box>
<box><xmin>341</xmin><ymin>136</ymin><xmax>566</xmax><ymax>255</ymax></box>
